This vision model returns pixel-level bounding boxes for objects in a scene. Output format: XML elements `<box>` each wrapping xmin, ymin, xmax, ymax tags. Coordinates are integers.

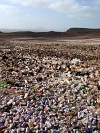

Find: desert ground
<box><xmin>0</xmin><ymin>36</ymin><xmax>100</xmax><ymax>65</ymax></box>
<box><xmin>0</xmin><ymin>35</ymin><xmax>100</xmax><ymax>132</ymax></box>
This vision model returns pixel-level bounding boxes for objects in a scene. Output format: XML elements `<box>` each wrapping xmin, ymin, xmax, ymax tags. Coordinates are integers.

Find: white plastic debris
<box><xmin>71</xmin><ymin>58</ymin><xmax>82</xmax><ymax>65</ymax></box>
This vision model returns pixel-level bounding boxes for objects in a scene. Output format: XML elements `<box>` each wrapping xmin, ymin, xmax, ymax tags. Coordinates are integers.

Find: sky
<box><xmin>0</xmin><ymin>0</ymin><xmax>100</xmax><ymax>31</ymax></box>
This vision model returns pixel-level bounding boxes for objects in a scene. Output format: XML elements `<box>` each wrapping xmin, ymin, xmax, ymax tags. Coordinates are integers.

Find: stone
<box><xmin>45</xmin><ymin>121</ymin><xmax>51</xmax><ymax>128</ymax></box>
<box><xmin>28</xmin><ymin>119</ymin><xmax>34</xmax><ymax>128</ymax></box>
<box><xmin>16</xmin><ymin>128</ymin><xmax>21</xmax><ymax>133</ymax></box>
<box><xmin>0</xmin><ymin>122</ymin><xmax>4</xmax><ymax>127</ymax></box>
<box><xmin>81</xmin><ymin>118</ymin><xmax>88</xmax><ymax>125</ymax></box>
<box><xmin>20</xmin><ymin>102</ymin><xmax>26</xmax><ymax>106</ymax></box>
<box><xmin>25</xmin><ymin>127</ymin><xmax>30</xmax><ymax>133</ymax></box>
<box><xmin>24</xmin><ymin>93</ymin><xmax>28</xmax><ymax>98</ymax></box>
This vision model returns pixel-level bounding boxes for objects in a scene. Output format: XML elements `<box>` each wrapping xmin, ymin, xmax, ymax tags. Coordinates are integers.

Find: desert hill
<box><xmin>66</xmin><ymin>28</ymin><xmax>100</xmax><ymax>36</ymax></box>
<box><xmin>0</xmin><ymin>28</ymin><xmax>100</xmax><ymax>39</ymax></box>
<box><xmin>5</xmin><ymin>31</ymin><xmax>63</xmax><ymax>37</ymax></box>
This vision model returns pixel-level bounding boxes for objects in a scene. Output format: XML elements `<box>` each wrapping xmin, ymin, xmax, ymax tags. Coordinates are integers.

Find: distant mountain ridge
<box><xmin>0</xmin><ymin>28</ymin><xmax>100</xmax><ymax>38</ymax></box>
<box><xmin>0</xmin><ymin>27</ymin><xmax>50</xmax><ymax>33</ymax></box>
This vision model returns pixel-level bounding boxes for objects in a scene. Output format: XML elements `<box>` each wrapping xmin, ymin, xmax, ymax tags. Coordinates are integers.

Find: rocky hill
<box><xmin>0</xmin><ymin>28</ymin><xmax>100</xmax><ymax>39</ymax></box>
<box><xmin>66</xmin><ymin>28</ymin><xmax>100</xmax><ymax>36</ymax></box>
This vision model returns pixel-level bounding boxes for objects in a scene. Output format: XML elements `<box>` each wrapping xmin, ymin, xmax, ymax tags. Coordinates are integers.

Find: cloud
<box><xmin>8</xmin><ymin>0</ymin><xmax>51</xmax><ymax>7</ymax></box>
<box><xmin>94</xmin><ymin>0</ymin><xmax>100</xmax><ymax>5</ymax></box>
<box><xmin>7</xmin><ymin>0</ymin><xmax>100</xmax><ymax>18</ymax></box>
<box><xmin>49</xmin><ymin>1</ymin><xmax>92</xmax><ymax>17</ymax></box>
<box><xmin>0</xmin><ymin>5</ymin><xmax>18</xmax><ymax>14</ymax></box>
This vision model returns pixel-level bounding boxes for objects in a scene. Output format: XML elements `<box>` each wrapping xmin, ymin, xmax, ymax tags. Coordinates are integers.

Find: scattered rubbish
<box><xmin>0</xmin><ymin>48</ymin><xmax>100</xmax><ymax>132</ymax></box>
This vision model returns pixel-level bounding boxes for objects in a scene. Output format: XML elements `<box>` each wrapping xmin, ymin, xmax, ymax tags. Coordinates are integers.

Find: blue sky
<box><xmin>0</xmin><ymin>0</ymin><xmax>100</xmax><ymax>31</ymax></box>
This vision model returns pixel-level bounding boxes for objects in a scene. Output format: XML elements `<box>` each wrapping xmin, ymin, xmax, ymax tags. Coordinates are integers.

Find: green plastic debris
<box><xmin>2</xmin><ymin>67</ymin><xmax>7</xmax><ymax>71</ymax></box>
<box><xmin>87</xmin><ymin>99</ymin><xmax>91</xmax><ymax>105</ymax></box>
<box><xmin>80</xmin><ymin>86</ymin><xmax>85</xmax><ymax>90</ymax></box>
<box><xmin>80</xmin><ymin>86</ymin><xmax>87</xmax><ymax>94</ymax></box>
<box><xmin>60</xmin><ymin>87</ymin><xmax>64</xmax><ymax>90</ymax></box>
<box><xmin>69</xmin><ymin>88</ymin><xmax>72</xmax><ymax>90</ymax></box>
<box><xmin>83</xmin><ymin>89</ymin><xmax>87</xmax><ymax>94</ymax></box>
<box><xmin>49</xmin><ymin>91</ymin><xmax>53</xmax><ymax>95</ymax></box>
<box><xmin>53</xmin><ymin>107</ymin><xmax>59</xmax><ymax>111</ymax></box>
<box><xmin>30</xmin><ymin>86</ymin><xmax>36</xmax><ymax>90</ymax></box>
<box><xmin>0</xmin><ymin>81</ymin><xmax>7</xmax><ymax>89</ymax></box>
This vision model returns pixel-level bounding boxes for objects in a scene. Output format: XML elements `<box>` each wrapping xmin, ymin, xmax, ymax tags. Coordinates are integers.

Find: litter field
<box><xmin>0</xmin><ymin>37</ymin><xmax>100</xmax><ymax>133</ymax></box>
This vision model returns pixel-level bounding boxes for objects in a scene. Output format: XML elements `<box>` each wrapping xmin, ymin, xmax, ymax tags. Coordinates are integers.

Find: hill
<box><xmin>0</xmin><ymin>28</ymin><xmax>100</xmax><ymax>39</ymax></box>
<box><xmin>66</xmin><ymin>28</ymin><xmax>100</xmax><ymax>36</ymax></box>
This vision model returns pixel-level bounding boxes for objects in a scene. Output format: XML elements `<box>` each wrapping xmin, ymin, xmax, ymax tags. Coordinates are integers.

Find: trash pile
<box><xmin>0</xmin><ymin>49</ymin><xmax>100</xmax><ymax>133</ymax></box>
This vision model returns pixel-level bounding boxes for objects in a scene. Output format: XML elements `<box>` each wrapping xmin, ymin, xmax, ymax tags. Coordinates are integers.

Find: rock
<box><xmin>0</xmin><ymin>126</ymin><xmax>7</xmax><ymax>132</ymax></box>
<box><xmin>4</xmin><ymin>130</ymin><xmax>9</xmax><ymax>133</ymax></box>
<box><xmin>20</xmin><ymin>102</ymin><xmax>26</xmax><ymax>106</ymax></box>
<box><xmin>0</xmin><ymin>122</ymin><xmax>4</xmax><ymax>127</ymax></box>
<box><xmin>24</xmin><ymin>93</ymin><xmax>29</xmax><ymax>98</ymax></box>
<box><xmin>95</xmin><ymin>108</ymin><xmax>100</xmax><ymax>115</ymax></box>
<box><xmin>7</xmin><ymin>99</ymin><xmax>14</xmax><ymax>105</ymax></box>
<box><xmin>28</xmin><ymin>119</ymin><xmax>34</xmax><ymax>128</ymax></box>
<box><xmin>45</xmin><ymin>121</ymin><xmax>51</xmax><ymax>128</ymax></box>
<box><xmin>85</xmin><ymin>122</ymin><xmax>93</xmax><ymax>133</ymax></box>
<box><xmin>71</xmin><ymin>58</ymin><xmax>82</xmax><ymax>66</ymax></box>
<box><xmin>81</xmin><ymin>118</ymin><xmax>88</xmax><ymax>125</ymax></box>
<box><xmin>9</xmin><ymin>123</ymin><xmax>16</xmax><ymax>129</ymax></box>
<box><xmin>16</xmin><ymin>128</ymin><xmax>21</xmax><ymax>133</ymax></box>
<box><xmin>25</xmin><ymin>127</ymin><xmax>30</xmax><ymax>133</ymax></box>
<box><xmin>1</xmin><ymin>104</ymin><xmax>12</xmax><ymax>112</ymax></box>
<box><xmin>21</xmin><ymin>122</ymin><xmax>28</xmax><ymax>128</ymax></box>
